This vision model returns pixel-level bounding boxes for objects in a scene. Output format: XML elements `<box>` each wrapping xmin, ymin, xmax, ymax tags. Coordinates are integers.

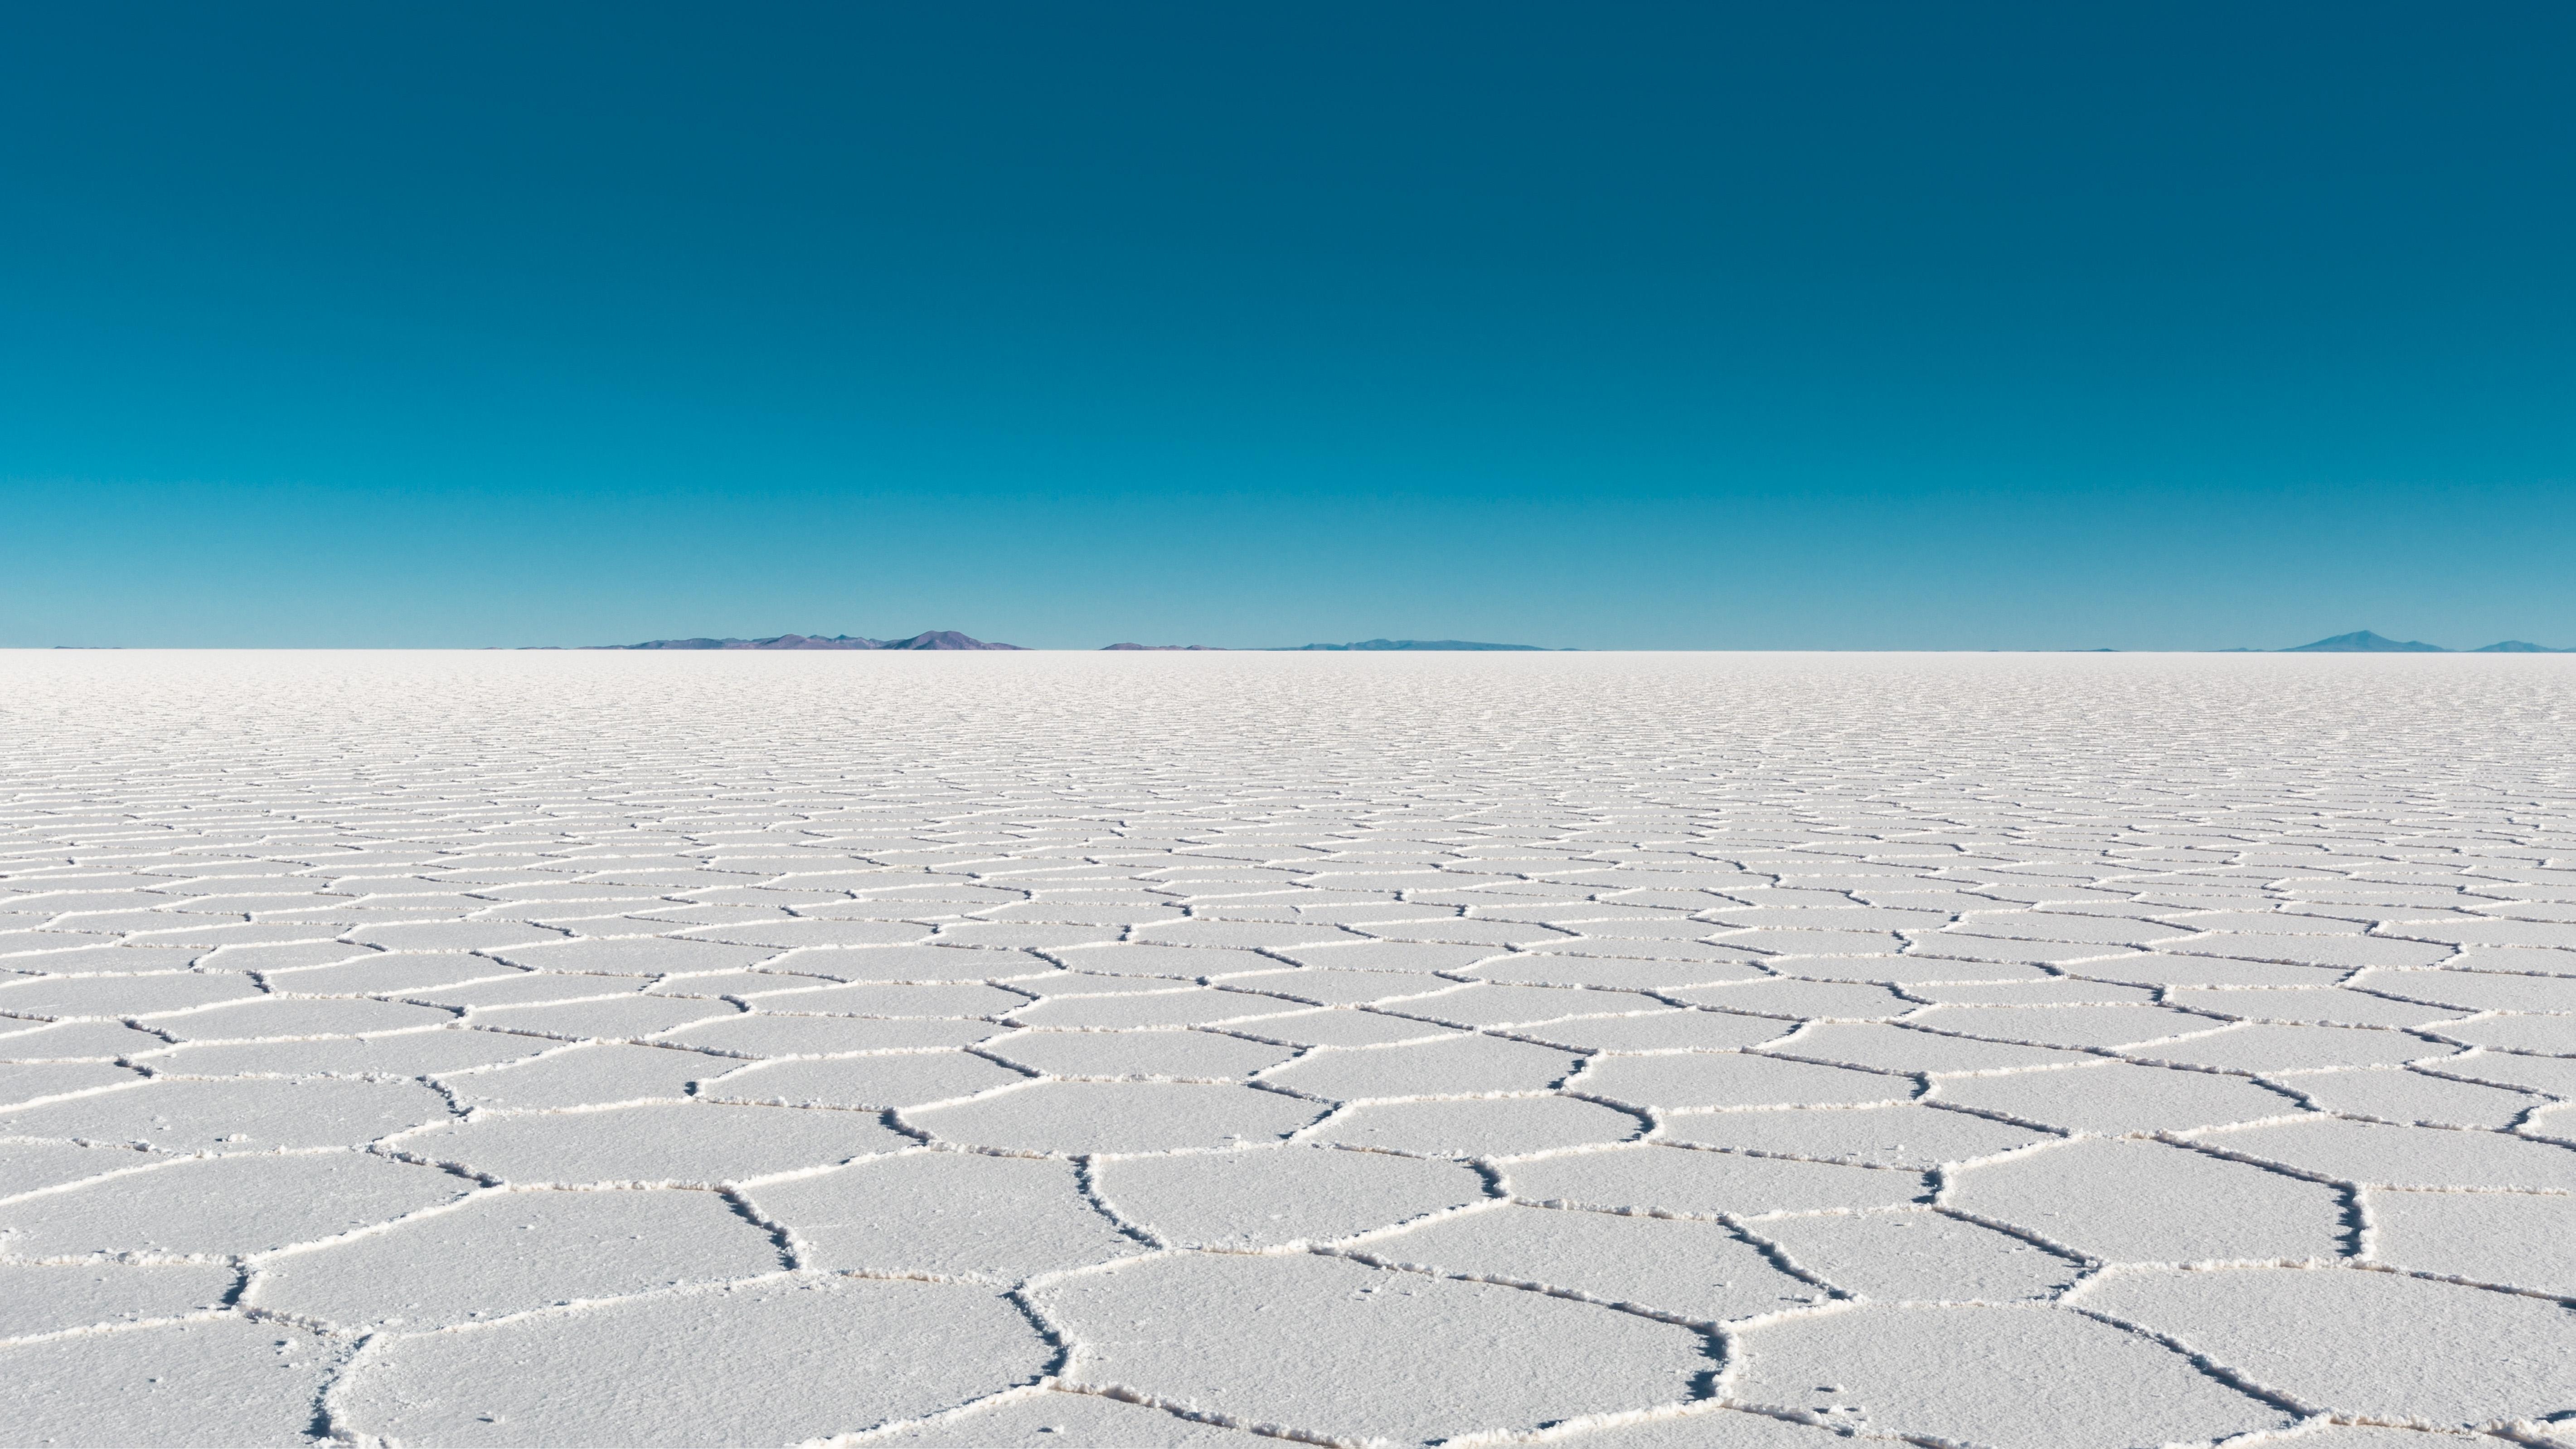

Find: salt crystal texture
<box><xmin>3</xmin><ymin>648</ymin><xmax>2573</xmax><ymax>1444</ymax></box>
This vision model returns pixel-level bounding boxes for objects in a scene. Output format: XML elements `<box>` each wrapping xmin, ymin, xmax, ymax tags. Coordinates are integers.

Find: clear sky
<box><xmin>4</xmin><ymin>2</ymin><xmax>2571</xmax><ymax>650</ymax></box>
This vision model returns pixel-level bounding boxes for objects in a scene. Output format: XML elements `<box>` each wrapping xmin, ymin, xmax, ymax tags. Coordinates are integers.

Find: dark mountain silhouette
<box><xmin>1276</xmin><ymin>639</ymin><xmax>1557</xmax><ymax>651</ymax></box>
<box><xmin>1102</xmin><ymin>643</ymin><xmax>1224</xmax><ymax>650</ymax></box>
<box><xmin>887</xmin><ymin>630</ymin><xmax>1024</xmax><ymax>650</ymax></box>
<box><xmin>2284</xmin><ymin>632</ymin><xmax>2570</xmax><ymax>654</ymax></box>
<box><xmin>2281</xmin><ymin>630</ymin><xmax>2448</xmax><ymax>653</ymax></box>
<box><xmin>592</xmin><ymin>631</ymin><xmax>1023</xmax><ymax>651</ymax></box>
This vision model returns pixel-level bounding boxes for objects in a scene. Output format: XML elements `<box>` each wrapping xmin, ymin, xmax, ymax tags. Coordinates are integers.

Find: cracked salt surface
<box><xmin>1</xmin><ymin>650</ymin><xmax>2573</xmax><ymax>1447</ymax></box>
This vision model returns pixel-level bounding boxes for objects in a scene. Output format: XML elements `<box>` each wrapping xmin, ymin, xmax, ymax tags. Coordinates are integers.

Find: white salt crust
<box><xmin>0</xmin><ymin>648</ymin><xmax>2572</xmax><ymax>1446</ymax></box>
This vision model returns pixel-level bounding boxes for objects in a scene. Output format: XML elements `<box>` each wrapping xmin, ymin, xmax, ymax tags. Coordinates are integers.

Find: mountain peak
<box><xmin>880</xmin><ymin>630</ymin><xmax>1024</xmax><ymax>650</ymax></box>
<box><xmin>2281</xmin><ymin>630</ymin><xmax>2449</xmax><ymax>653</ymax></box>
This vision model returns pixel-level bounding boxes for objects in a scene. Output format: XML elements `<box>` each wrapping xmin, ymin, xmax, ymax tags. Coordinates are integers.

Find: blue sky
<box><xmin>4</xmin><ymin>2</ymin><xmax>2571</xmax><ymax>649</ymax></box>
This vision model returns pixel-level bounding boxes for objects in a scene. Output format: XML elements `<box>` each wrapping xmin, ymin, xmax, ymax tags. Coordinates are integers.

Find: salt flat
<box><xmin>1</xmin><ymin>649</ymin><xmax>2572</xmax><ymax>1448</ymax></box>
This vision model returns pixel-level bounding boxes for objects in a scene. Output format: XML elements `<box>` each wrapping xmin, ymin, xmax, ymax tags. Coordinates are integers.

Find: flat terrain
<box><xmin>2</xmin><ymin>650</ymin><xmax>2572</xmax><ymax>1448</ymax></box>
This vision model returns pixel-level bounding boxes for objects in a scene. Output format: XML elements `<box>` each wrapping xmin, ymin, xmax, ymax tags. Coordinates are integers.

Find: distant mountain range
<box><xmin>2283</xmin><ymin>630</ymin><xmax>2570</xmax><ymax>653</ymax></box>
<box><xmin>594</xmin><ymin>632</ymin><xmax>1024</xmax><ymax>651</ymax></box>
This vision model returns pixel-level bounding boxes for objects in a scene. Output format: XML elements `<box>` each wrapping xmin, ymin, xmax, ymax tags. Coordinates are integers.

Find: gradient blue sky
<box><xmin>5</xmin><ymin>2</ymin><xmax>2571</xmax><ymax>649</ymax></box>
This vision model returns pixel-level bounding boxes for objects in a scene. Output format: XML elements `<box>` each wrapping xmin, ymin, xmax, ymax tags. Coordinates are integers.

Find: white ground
<box><xmin>2</xmin><ymin>650</ymin><xmax>2572</xmax><ymax>1449</ymax></box>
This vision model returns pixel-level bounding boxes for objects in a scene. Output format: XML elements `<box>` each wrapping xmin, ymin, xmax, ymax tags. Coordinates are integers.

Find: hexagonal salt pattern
<box><xmin>2</xmin><ymin>648</ymin><xmax>2574</xmax><ymax>1445</ymax></box>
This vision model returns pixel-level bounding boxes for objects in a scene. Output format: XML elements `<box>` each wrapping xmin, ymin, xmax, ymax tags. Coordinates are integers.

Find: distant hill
<box><xmin>2280</xmin><ymin>630</ymin><xmax>2573</xmax><ymax>653</ymax></box>
<box><xmin>887</xmin><ymin>631</ymin><xmax>1024</xmax><ymax>650</ymax></box>
<box><xmin>1101</xmin><ymin>643</ymin><xmax>1224</xmax><ymax>650</ymax></box>
<box><xmin>2281</xmin><ymin>630</ymin><xmax>2449</xmax><ymax>653</ymax></box>
<box><xmin>1276</xmin><ymin>639</ymin><xmax>1559</xmax><ymax>651</ymax></box>
<box><xmin>592</xmin><ymin>631</ymin><xmax>1024</xmax><ymax>651</ymax></box>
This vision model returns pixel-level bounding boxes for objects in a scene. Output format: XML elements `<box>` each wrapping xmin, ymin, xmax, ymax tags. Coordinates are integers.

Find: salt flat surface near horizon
<box><xmin>2</xmin><ymin>649</ymin><xmax>2572</xmax><ymax>1448</ymax></box>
